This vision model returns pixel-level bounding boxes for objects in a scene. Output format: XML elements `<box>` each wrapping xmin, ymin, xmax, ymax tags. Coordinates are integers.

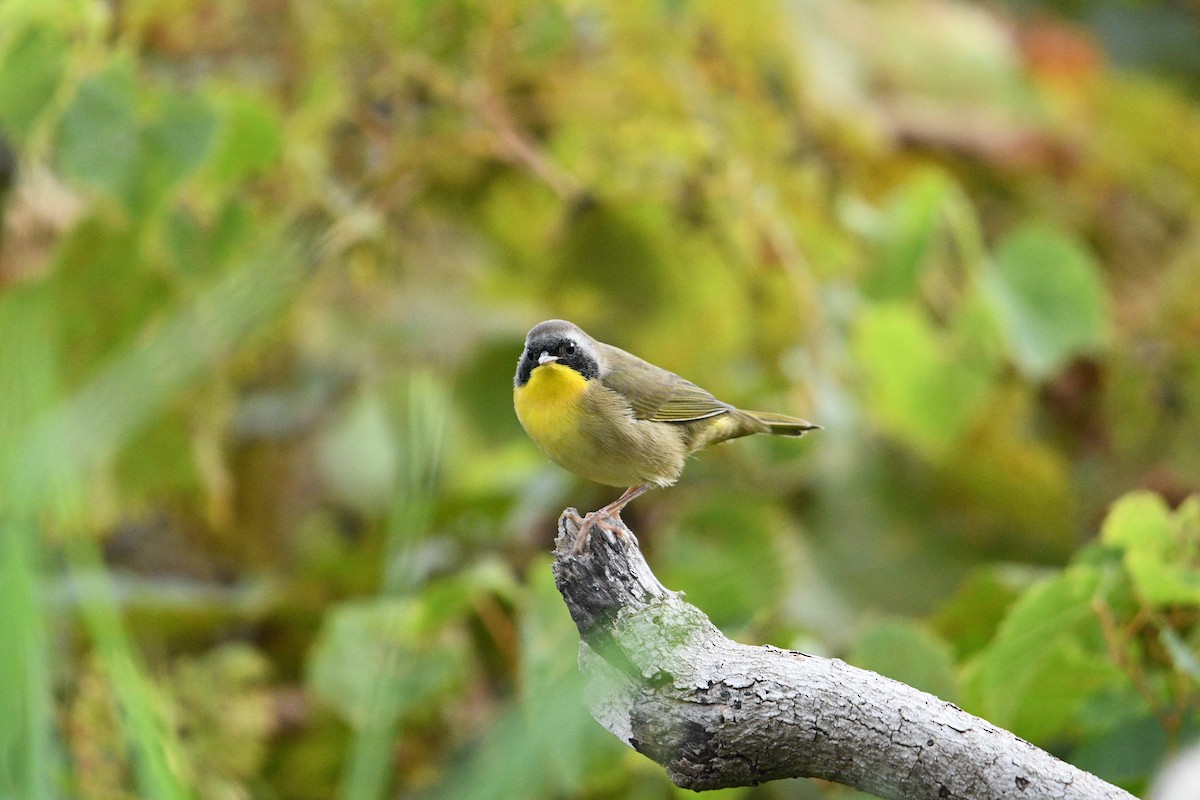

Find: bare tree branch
<box><xmin>550</xmin><ymin>511</ymin><xmax>1135</xmax><ymax>800</ymax></box>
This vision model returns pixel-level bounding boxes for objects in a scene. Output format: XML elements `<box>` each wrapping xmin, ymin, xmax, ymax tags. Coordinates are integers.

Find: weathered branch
<box><xmin>551</xmin><ymin>510</ymin><xmax>1135</xmax><ymax>800</ymax></box>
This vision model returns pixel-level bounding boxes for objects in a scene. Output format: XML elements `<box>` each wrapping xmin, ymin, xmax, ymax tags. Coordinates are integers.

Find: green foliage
<box><xmin>963</xmin><ymin>565</ymin><xmax>1124</xmax><ymax>742</ymax></box>
<box><xmin>865</xmin><ymin>172</ymin><xmax>951</xmax><ymax>301</ymax></box>
<box><xmin>307</xmin><ymin>563</ymin><xmax>515</xmax><ymax>731</ymax></box>
<box><xmin>206</xmin><ymin>89</ymin><xmax>282</xmax><ymax>185</ymax></box>
<box><xmin>68</xmin><ymin>539</ymin><xmax>193</xmax><ymax>800</ymax></box>
<box><xmin>1102</xmin><ymin>492</ymin><xmax>1200</xmax><ymax>605</ymax></box>
<box><xmin>141</xmin><ymin>93</ymin><xmax>217</xmax><ymax>202</ymax></box>
<box><xmin>58</xmin><ymin>60</ymin><xmax>140</xmax><ymax>204</ymax></box>
<box><xmin>660</xmin><ymin>496</ymin><xmax>790</xmax><ymax>631</ymax></box>
<box><xmin>425</xmin><ymin>561</ymin><xmax>625</xmax><ymax>800</ymax></box>
<box><xmin>983</xmin><ymin>224</ymin><xmax>1110</xmax><ymax>380</ymax></box>
<box><xmin>1</xmin><ymin>1</ymin><xmax>1199</xmax><ymax>799</ymax></box>
<box><xmin>0</xmin><ymin>522</ymin><xmax>54</xmax><ymax>800</ymax></box>
<box><xmin>316</xmin><ymin>389</ymin><xmax>399</xmax><ymax>516</ymax></box>
<box><xmin>0</xmin><ymin>26</ymin><xmax>67</xmax><ymax>142</ymax></box>
<box><xmin>849</xmin><ymin>619</ymin><xmax>959</xmax><ymax>702</ymax></box>
<box><xmin>854</xmin><ymin>303</ymin><xmax>996</xmax><ymax>458</ymax></box>
<box><xmin>67</xmin><ymin>642</ymin><xmax>273</xmax><ymax>800</ymax></box>
<box><xmin>307</xmin><ymin>597</ymin><xmax>470</xmax><ymax>729</ymax></box>
<box><xmin>959</xmin><ymin>492</ymin><xmax>1200</xmax><ymax>778</ymax></box>
<box><xmin>928</xmin><ymin>566</ymin><xmax>1027</xmax><ymax>659</ymax></box>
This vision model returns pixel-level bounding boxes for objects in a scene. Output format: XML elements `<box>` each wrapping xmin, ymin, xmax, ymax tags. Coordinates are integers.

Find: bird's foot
<box><xmin>568</xmin><ymin>510</ymin><xmax>635</xmax><ymax>555</ymax></box>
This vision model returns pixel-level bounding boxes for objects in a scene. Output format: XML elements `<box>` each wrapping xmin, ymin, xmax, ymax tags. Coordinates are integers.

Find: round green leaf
<box><xmin>983</xmin><ymin>224</ymin><xmax>1109</xmax><ymax>380</ymax></box>
<box><xmin>57</xmin><ymin>60</ymin><xmax>139</xmax><ymax>203</ymax></box>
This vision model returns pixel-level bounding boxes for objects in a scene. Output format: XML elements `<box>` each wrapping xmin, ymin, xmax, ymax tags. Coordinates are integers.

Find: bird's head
<box><xmin>515</xmin><ymin>319</ymin><xmax>601</xmax><ymax>387</ymax></box>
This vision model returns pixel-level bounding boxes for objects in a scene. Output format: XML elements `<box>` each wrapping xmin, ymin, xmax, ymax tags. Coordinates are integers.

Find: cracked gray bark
<box><xmin>550</xmin><ymin>510</ymin><xmax>1135</xmax><ymax>800</ymax></box>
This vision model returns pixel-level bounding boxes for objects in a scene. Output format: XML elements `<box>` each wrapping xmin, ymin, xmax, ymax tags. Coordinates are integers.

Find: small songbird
<box><xmin>513</xmin><ymin>319</ymin><xmax>818</xmax><ymax>545</ymax></box>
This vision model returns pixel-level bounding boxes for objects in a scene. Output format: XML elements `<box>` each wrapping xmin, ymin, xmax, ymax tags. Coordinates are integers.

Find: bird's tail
<box><xmin>744</xmin><ymin>410</ymin><xmax>820</xmax><ymax>437</ymax></box>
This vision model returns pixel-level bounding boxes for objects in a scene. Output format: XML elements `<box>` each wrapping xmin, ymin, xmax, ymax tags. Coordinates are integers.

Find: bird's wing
<box><xmin>599</xmin><ymin>345</ymin><xmax>733</xmax><ymax>423</ymax></box>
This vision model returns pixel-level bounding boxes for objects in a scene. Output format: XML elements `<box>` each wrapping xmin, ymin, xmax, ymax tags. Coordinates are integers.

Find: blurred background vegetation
<box><xmin>1</xmin><ymin>0</ymin><xmax>1199</xmax><ymax>798</ymax></box>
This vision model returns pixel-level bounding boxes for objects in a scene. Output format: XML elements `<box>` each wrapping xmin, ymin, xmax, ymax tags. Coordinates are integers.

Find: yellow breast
<box><xmin>516</xmin><ymin>362</ymin><xmax>590</xmax><ymax>450</ymax></box>
<box><xmin>514</xmin><ymin>362</ymin><xmax>590</xmax><ymax>454</ymax></box>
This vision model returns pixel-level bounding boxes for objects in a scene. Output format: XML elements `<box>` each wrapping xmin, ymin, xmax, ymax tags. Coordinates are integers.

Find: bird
<box><xmin>513</xmin><ymin>319</ymin><xmax>818</xmax><ymax>549</ymax></box>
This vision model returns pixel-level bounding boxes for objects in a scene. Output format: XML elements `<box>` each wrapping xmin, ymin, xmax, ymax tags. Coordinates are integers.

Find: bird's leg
<box><xmin>598</xmin><ymin>483</ymin><xmax>651</xmax><ymax>519</ymax></box>
<box><xmin>570</xmin><ymin>484</ymin><xmax>651</xmax><ymax>554</ymax></box>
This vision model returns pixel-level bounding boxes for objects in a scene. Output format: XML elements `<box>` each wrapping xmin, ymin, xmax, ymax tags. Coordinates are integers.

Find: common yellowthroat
<box><xmin>513</xmin><ymin>320</ymin><xmax>817</xmax><ymax>543</ymax></box>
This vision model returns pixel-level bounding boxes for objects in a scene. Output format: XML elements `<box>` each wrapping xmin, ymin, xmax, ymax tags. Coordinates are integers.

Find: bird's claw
<box><xmin>600</xmin><ymin>523</ymin><xmax>618</xmax><ymax>547</ymax></box>
<box><xmin>568</xmin><ymin>511</ymin><xmax>632</xmax><ymax>555</ymax></box>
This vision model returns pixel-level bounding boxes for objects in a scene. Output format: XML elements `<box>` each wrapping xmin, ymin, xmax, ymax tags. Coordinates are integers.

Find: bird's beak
<box><xmin>537</xmin><ymin>351</ymin><xmax>558</xmax><ymax>365</ymax></box>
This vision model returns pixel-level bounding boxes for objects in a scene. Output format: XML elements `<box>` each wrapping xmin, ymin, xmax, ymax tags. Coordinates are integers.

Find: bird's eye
<box><xmin>563</xmin><ymin>341</ymin><xmax>577</xmax><ymax>356</ymax></box>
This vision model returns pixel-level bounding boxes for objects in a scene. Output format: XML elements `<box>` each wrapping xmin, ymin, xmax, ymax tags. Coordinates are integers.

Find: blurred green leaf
<box><xmin>426</xmin><ymin>560</ymin><xmax>620</xmax><ymax>800</ymax></box>
<box><xmin>307</xmin><ymin>596</ymin><xmax>471</xmax><ymax>728</ymax></box>
<box><xmin>68</xmin><ymin>539</ymin><xmax>193</xmax><ymax>800</ymax></box>
<box><xmin>309</xmin><ymin>565</ymin><xmax>513</xmax><ymax>735</ymax></box>
<box><xmin>963</xmin><ymin>567</ymin><xmax>1125</xmax><ymax>743</ymax></box>
<box><xmin>0</xmin><ymin>526</ymin><xmax>55</xmax><ymax>800</ymax></box>
<box><xmin>379</xmin><ymin>372</ymin><xmax>449</xmax><ymax>594</ymax></box>
<box><xmin>982</xmin><ymin>224</ymin><xmax>1109</xmax><ymax>380</ymax></box>
<box><xmin>317</xmin><ymin>388</ymin><xmax>399</xmax><ymax>516</ymax></box>
<box><xmin>517</xmin><ymin>2</ymin><xmax>572</xmax><ymax>60</ymax></box>
<box><xmin>1100</xmin><ymin>491</ymin><xmax>1172</xmax><ymax>552</ymax></box>
<box><xmin>57</xmin><ymin>59</ymin><xmax>139</xmax><ymax>203</ymax></box>
<box><xmin>113</xmin><ymin>408</ymin><xmax>203</xmax><ymax>501</ymax></box>
<box><xmin>929</xmin><ymin>566</ymin><xmax>1029</xmax><ymax>660</ymax></box>
<box><xmin>854</xmin><ymin>303</ymin><xmax>995</xmax><ymax>457</ymax></box>
<box><xmin>1101</xmin><ymin>492</ymin><xmax>1200</xmax><ymax>605</ymax></box>
<box><xmin>53</xmin><ymin>218</ymin><xmax>172</xmax><ymax>376</ymax></box>
<box><xmin>937</xmin><ymin>387</ymin><xmax>1076</xmax><ymax>560</ymax></box>
<box><xmin>0</xmin><ymin>26</ymin><xmax>67</xmax><ymax>142</ymax></box>
<box><xmin>207</xmin><ymin>90</ymin><xmax>282</xmax><ymax>184</ymax></box>
<box><xmin>551</xmin><ymin>201</ymin><xmax>669</xmax><ymax>326</ymax></box>
<box><xmin>0</xmin><ymin>284</ymin><xmax>62</xmax><ymax>466</ymax></box>
<box><xmin>0</xmin><ymin>286</ymin><xmax>61</xmax><ymax>800</ymax></box>
<box><xmin>334</xmin><ymin>558</ymin><xmax>513</xmax><ymax>800</ymax></box>
<box><xmin>7</xmin><ymin>229</ymin><xmax>307</xmax><ymax>518</ymax></box>
<box><xmin>1069</xmin><ymin>713</ymin><xmax>1168</xmax><ymax>790</ymax></box>
<box><xmin>1159</xmin><ymin>626</ymin><xmax>1200</xmax><ymax>683</ymax></box>
<box><xmin>850</xmin><ymin>618</ymin><xmax>959</xmax><ymax>702</ymax></box>
<box><xmin>139</xmin><ymin>93</ymin><xmax>217</xmax><ymax>206</ymax></box>
<box><xmin>659</xmin><ymin>496</ymin><xmax>788</xmax><ymax>631</ymax></box>
<box><xmin>419</xmin><ymin>560</ymin><xmax>521</xmax><ymax>615</ymax></box>
<box><xmin>866</xmin><ymin>171</ymin><xmax>949</xmax><ymax>300</ymax></box>
<box><xmin>163</xmin><ymin>199</ymin><xmax>251</xmax><ymax>277</ymax></box>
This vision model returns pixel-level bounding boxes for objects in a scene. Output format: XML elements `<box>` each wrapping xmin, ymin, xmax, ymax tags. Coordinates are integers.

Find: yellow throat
<box><xmin>514</xmin><ymin>362</ymin><xmax>589</xmax><ymax>450</ymax></box>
